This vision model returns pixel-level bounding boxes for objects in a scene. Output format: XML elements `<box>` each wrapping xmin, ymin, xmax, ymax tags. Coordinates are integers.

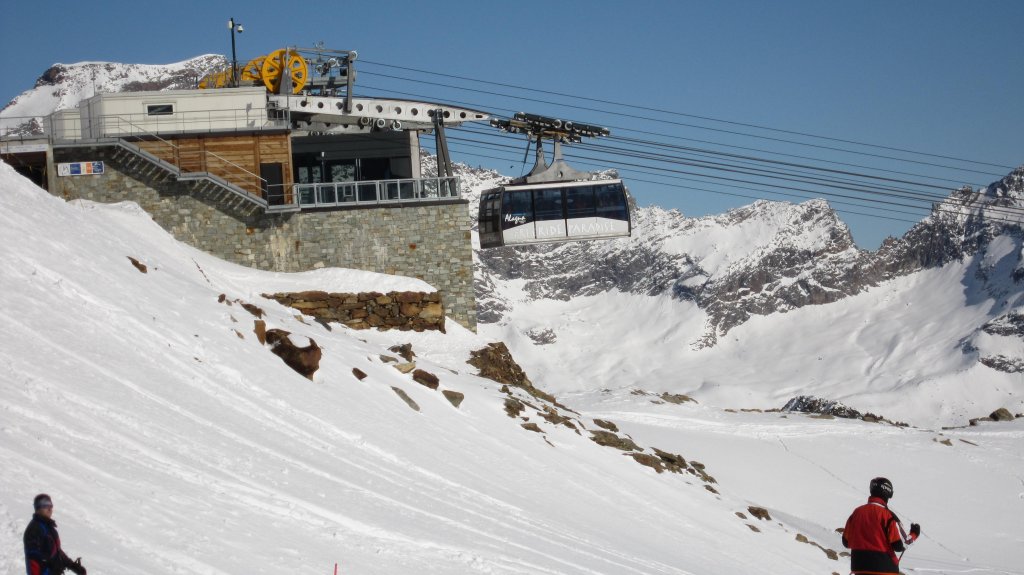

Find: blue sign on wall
<box><xmin>58</xmin><ymin>161</ymin><xmax>105</xmax><ymax>176</ymax></box>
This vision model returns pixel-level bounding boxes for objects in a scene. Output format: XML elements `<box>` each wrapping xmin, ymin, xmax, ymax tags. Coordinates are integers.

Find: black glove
<box><xmin>69</xmin><ymin>558</ymin><xmax>86</xmax><ymax>575</ymax></box>
<box><xmin>910</xmin><ymin>523</ymin><xmax>921</xmax><ymax>537</ymax></box>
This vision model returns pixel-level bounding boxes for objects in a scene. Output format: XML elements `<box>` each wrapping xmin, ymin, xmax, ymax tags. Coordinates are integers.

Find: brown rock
<box><xmin>521</xmin><ymin>422</ymin><xmax>543</xmax><ymax>433</ymax></box>
<box><xmin>593</xmin><ymin>419</ymin><xmax>619</xmax><ymax>432</ymax></box>
<box><xmin>442</xmin><ymin>390</ymin><xmax>465</xmax><ymax>408</ymax></box>
<box><xmin>418</xmin><ymin>302</ymin><xmax>444</xmax><ymax>319</ymax></box>
<box><xmin>504</xmin><ymin>397</ymin><xmax>525</xmax><ymax>418</ymax></box>
<box><xmin>391</xmin><ymin>387</ymin><xmax>420</xmax><ymax>411</ymax></box>
<box><xmin>630</xmin><ymin>453</ymin><xmax>665</xmax><ymax>473</ymax></box>
<box><xmin>652</xmin><ymin>448</ymin><xmax>687</xmax><ymax>472</ymax></box>
<box><xmin>293</xmin><ymin>290</ymin><xmax>330</xmax><ymax>301</ymax></box>
<box><xmin>539</xmin><ymin>407</ymin><xmax>578</xmax><ymax>431</ymax></box>
<box><xmin>389</xmin><ymin>343</ymin><xmax>416</xmax><ymax>362</ymax></box>
<box><xmin>375</xmin><ymin>295</ymin><xmax>393</xmax><ymax>305</ymax></box>
<box><xmin>400</xmin><ymin>302</ymin><xmax>422</xmax><ymax>317</ymax></box>
<box><xmin>422</xmin><ymin>292</ymin><xmax>442</xmax><ymax>302</ymax></box>
<box><xmin>241</xmin><ymin>302</ymin><xmax>264</xmax><ymax>318</ymax></box>
<box><xmin>264</xmin><ymin>329</ymin><xmax>321</xmax><ymax>379</ymax></box>
<box><xmin>352</xmin><ymin>368</ymin><xmax>368</xmax><ymax>381</ymax></box>
<box><xmin>218</xmin><ymin>293</ymin><xmax>227</xmax><ymax>303</ymax></box>
<box><xmin>394</xmin><ymin>291</ymin><xmax>424</xmax><ymax>303</ymax></box>
<box><xmin>367</xmin><ymin>313</ymin><xmax>384</xmax><ymax>327</ymax></box>
<box><xmin>379</xmin><ymin>355</ymin><xmax>398</xmax><ymax>364</ymax></box>
<box><xmin>394</xmin><ymin>362</ymin><xmax>417</xmax><ymax>374</ymax></box>
<box><xmin>589</xmin><ymin>430</ymin><xmax>640</xmax><ymax>451</ymax></box>
<box><xmin>412</xmin><ymin>369</ymin><xmax>440</xmax><ymax>390</ymax></box>
<box><xmin>350</xmin><ymin>309</ymin><xmax>368</xmax><ymax>319</ymax></box>
<box><xmin>291</xmin><ymin>301</ymin><xmax>329</xmax><ymax>310</ymax></box>
<box><xmin>748</xmin><ymin>506</ymin><xmax>772</xmax><ymax>521</ymax></box>
<box><xmin>991</xmin><ymin>407</ymin><xmax>1014</xmax><ymax>421</ymax></box>
<box><xmin>660</xmin><ymin>392</ymin><xmax>696</xmax><ymax>405</ymax></box>
<box><xmin>253</xmin><ymin>320</ymin><xmax>267</xmax><ymax>344</ymax></box>
<box><xmin>127</xmin><ymin>256</ymin><xmax>148</xmax><ymax>273</ymax></box>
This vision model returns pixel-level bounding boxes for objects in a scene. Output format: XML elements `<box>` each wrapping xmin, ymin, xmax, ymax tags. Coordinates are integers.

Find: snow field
<box><xmin>1</xmin><ymin>161</ymin><xmax>848</xmax><ymax>574</ymax></box>
<box><xmin>482</xmin><ymin>263</ymin><xmax>1024</xmax><ymax>427</ymax></box>
<box><xmin>568</xmin><ymin>391</ymin><xmax>1024</xmax><ymax>574</ymax></box>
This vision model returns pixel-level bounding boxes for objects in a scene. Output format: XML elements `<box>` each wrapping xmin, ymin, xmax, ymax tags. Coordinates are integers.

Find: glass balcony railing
<box><xmin>280</xmin><ymin>176</ymin><xmax>461</xmax><ymax>209</ymax></box>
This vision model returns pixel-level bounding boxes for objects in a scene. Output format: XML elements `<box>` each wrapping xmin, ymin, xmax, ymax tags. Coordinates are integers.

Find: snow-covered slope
<box><xmin>0</xmin><ymin>160</ymin><xmax>834</xmax><ymax>574</ymax></box>
<box><xmin>1</xmin><ymin>157</ymin><xmax>1021</xmax><ymax>574</ymax></box>
<box><xmin>0</xmin><ymin>55</ymin><xmax>225</xmax><ymax>135</ymax></box>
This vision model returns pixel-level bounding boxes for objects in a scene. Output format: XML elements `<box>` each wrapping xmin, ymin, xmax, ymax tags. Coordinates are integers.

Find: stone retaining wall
<box><xmin>50</xmin><ymin>145</ymin><xmax>476</xmax><ymax>330</ymax></box>
<box><xmin>265</xmin><ymin>291</ymin><xmax>445</xmax><ymax>332</ymax></box>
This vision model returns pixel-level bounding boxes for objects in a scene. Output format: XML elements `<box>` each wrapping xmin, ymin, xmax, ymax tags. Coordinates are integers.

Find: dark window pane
<box><xmin>533</xmin><ymin>189</ymin><xmax>564</xmax><ymax>221</ymax></box>
<box><xmin>484</xmin><ymin>194</ymin><xmax>501</xmax><ymax>233</ymax></box>
<box><xmin>502</xmin><ymin>190</ymin><xmax>533</xmax><ymax>230</ymax></box>
<box><xmin>146</xmin><ymin>104</ymin><xmax>173</xmax><ymax>116</ymax></box>
<box><xmin>565</xmin><ymin>186</ymin><xmax>596</xmax><ymax>219</ymax></box>
<box><xmin>595</xmin><ymin>184</ymin><xmax>629</xmax><ymax>221</ymax></box>
<box><xmin>328</xmin><ymin>160</ymin><xmax>355</xmax><ymax>182</ymax></box>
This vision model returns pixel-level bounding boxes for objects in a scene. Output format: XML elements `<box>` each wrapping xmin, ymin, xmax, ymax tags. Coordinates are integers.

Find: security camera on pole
<box><xmin>228</xmin><ymin>17</ymin><xmax>244</xmax><ymax>87</ymax></box>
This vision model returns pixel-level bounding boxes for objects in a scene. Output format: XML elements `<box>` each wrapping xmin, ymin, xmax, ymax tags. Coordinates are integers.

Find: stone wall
<box><xmin>264</xmin><ymin>291</ymin><xmax>445</xmax><ymax>332</ymax></box>
<box><xmin>51</xmin><ymin>145</ymin><xmax>476</xmax><ymax>330</ymax></box>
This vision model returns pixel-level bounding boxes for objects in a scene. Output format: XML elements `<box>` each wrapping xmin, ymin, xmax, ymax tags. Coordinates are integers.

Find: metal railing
<box><xmin>113</xmin><ymin>116</ymin><xmax>265</xmax><ymax>186</ymax></box>
<box><xmin>1</xmin><ymin>107</ymin><xmax>287</xmax><ymax>141</ymax></box>
<box><xmin>282</xmin><ymin>176</ymin><xmax>461</xmax><ymax>208</ymax></box>
<box><xmin>105</xmin><ymin>115</ymin><xmax>270</xmax><ymax>207</ymax></box>
<box><xmin>85</xmin><ymin>110</ymin><xmax>286</xmax><ymax>139</ymax></box>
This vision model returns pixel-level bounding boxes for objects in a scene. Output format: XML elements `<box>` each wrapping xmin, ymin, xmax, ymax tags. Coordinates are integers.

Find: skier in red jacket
<box><xmin>842</xmin><ymin>478</ymin><xmax>920</xmax><ymax>574</ymax></box>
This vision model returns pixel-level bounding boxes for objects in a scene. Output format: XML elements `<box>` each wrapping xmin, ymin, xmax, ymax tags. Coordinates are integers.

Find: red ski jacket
<box><xmin>842</xmin><ymin>497</ymin><xmax>917</xmax><ymax>574</ymax></box>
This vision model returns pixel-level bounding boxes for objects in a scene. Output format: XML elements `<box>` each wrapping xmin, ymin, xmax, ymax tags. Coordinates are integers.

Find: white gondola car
<box><xmin>478</xmin><ymin>112</ymin><xmax>632</xmax><ymax>249</ymax></box>
<box><xmin>478</xmin><ymin>179</ymin><xmax>631</xmax><ymax>248</ymax></box>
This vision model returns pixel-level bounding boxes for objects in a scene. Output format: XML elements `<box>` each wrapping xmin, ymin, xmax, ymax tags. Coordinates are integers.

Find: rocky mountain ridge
<box><xmin>447</xmin><ymin>159</ymin><xmax>1024</xmax><ymax>365</ymax></box>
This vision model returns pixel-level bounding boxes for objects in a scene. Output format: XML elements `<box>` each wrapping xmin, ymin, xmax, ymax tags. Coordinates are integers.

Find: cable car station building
<box><xmin>1</xmin><ymin>49</ymin><xmax>487</xmax><ymax>329</ymax></box>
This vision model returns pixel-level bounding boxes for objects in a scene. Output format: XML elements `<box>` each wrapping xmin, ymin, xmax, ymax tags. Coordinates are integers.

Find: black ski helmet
<box><xmin>870</xmin><ymin>477</ymin><xmax>893</xmax><ymax>500</ymax></box>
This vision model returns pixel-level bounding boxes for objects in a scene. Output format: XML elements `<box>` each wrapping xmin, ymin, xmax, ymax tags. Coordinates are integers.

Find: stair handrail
<box><xmin>113</xmin><ymin>115</ymin><xmax>268</xmax><ymax>200</ymax></box>
<box><xmin>111</xmin><ymin>115</ymin><xmax>180</xmax><ymax>152</ymax></box>
<box><xmin>203</xmin><ymin>149</ymin><xmax>268</xmax><ymax>192</ymax></box>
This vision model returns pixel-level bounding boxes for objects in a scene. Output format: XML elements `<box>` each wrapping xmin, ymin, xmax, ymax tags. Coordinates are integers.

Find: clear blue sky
<box><xmin>2</xmin><ymin>0</ymin><xmax>1022</xmax><ymax>248</ymax></box>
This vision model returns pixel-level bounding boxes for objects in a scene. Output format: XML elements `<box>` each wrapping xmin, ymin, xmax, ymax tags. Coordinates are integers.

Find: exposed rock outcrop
<box><xmin>264</xmin><ymin>329</ymin><xmax>321</xmax><ymax>380</ymax></box>
<box><xmin>783</xmin><ymin>396</ymin><xmax>862</xmax><ymax>419</ymax></box>
<box><xmin>468</xmin><ymin>342</ymin><xmax>555</xmax><ymax>403</ymax></box>
<box><xmin>264</xmin><ymin>291</ymin><xmax>445</xmax><ymax>332</ymax></box>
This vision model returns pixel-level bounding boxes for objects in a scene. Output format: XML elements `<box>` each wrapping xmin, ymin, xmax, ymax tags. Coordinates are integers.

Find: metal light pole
<box><xmin>228</xmin><ymin>18</ymin><xmax>244</xmax><ymax>87</ymax></box>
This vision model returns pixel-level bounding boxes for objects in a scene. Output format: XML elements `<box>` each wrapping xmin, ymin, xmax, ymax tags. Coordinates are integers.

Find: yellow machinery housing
<box><xmin>199</xmin><ymin>49</ymin><xmax>308</xmax><ymax>94</ymax></box>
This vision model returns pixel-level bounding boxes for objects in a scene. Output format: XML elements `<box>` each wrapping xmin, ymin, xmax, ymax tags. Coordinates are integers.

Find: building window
<box><xmin>146</xmin><ymin>104</ymin><xmax>174</xmax><ymax>116</ymax></box>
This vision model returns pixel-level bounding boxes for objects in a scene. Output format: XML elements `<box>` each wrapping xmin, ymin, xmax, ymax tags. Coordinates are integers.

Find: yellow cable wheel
<box><xmin>261</xmin><ymin>49</ymin><xmax>308</xmax><ymax>94</ymax></box>
<box><xmin>239</xmin><ymin>57</ymin><xmax>265</xmax><ymax>83</ymax></box>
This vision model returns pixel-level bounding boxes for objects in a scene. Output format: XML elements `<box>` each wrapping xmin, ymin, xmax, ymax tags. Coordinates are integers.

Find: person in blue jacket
<box><xmin>23</xmin><ymin>494</ymin><xmax>86</xmax><ymax>575</ymax></box>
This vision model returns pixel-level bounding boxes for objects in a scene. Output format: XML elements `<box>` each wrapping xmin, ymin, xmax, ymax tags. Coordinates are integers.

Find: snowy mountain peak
<box><xmin>1</xmin><ymin>54</ymin><xmax>226</xmax><ymax>133</ymax></box>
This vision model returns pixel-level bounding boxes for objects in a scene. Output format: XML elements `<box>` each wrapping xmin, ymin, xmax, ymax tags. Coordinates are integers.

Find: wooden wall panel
<box><xmin>137</xmin><ymin>133</ymin><xmax>292</xmax><ymax>198</ymax></box>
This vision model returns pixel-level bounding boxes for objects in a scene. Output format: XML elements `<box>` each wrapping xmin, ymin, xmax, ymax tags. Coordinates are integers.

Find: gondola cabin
<box><xmin>479</xmin><ymin>179</ymin><xmax>631</xmax><ymax>248</ymax></box>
